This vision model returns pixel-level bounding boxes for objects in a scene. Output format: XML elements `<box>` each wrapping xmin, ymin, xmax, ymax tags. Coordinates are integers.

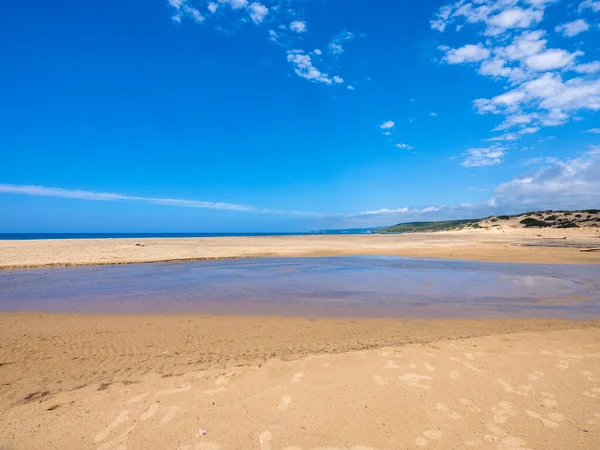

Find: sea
<box><xmin>0</xmin><ymin>230</ymin><xmax>372</xmax><ymax>241</ymax></box>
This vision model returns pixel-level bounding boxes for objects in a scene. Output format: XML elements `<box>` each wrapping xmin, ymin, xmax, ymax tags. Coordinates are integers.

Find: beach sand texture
<box><xmin>1</xmin><ymin>228</ymin><xmax>600</xmax><ymax>269</ymax></box>
<box><xmin>1</xmin><ymin>314</ymin><xmax>600</xmax><ymax>449</ymax></box>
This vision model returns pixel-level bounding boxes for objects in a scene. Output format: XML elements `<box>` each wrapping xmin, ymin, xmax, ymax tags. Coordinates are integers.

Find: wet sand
<box><xmin>2</xmin><ymin>228</ymin><xmax>600</xmax><ymax>269</ymax></box>
<box><xmin>1</xmin><ymin>313</ymin><xmax>600</xmax><ymax>449</ymax></box>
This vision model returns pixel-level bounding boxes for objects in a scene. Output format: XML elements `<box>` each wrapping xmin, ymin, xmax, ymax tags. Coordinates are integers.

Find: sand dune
<box><xmin>1</xmin><ymin>227</ymin><xmax>600</xmax><ymax>269</ymax></box>
<box><xmin>1</xmin><ymin>314</ymin><xmax>599</xmax><ymax>449</ymax></box>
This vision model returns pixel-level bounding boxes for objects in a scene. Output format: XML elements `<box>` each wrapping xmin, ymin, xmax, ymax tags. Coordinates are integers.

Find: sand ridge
<box><xmin>1</xmin><ymin>228</ymin><xmax>600</xmax><ymax>269</ymax></box>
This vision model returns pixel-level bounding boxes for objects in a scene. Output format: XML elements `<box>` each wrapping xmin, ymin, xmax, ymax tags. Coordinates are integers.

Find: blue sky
<box><xmin>1</xmin><ymin>0</ymin><xmax>599</xmax><ymax>232</ymax></box>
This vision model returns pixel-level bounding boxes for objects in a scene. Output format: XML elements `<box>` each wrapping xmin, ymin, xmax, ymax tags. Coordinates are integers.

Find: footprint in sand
<box><xmin>95</xmin><ymin>411</ymin><xmax>129</xmax><ymax>443</ymax></box>
<box><xmin>526</xmin><ymin>409</ymin><xmax>564</xmax><ymax>428</ymax></box>
<box><xmin>372</xmin><ymin>375</ymin><xmax>386</xmax><ymax>386</ymax></box>
<box><xmin>292</xmin><ymin>373</ymin><xmax>304</xmax><ymax>384</ymax></box>
<box><xmin>467</xmin><ymin>422</ymin><xmax>528</xmax><ymax>450</ymax></box>
<box><xmin>399</xmin><ymin>373</ymin><xmax>433</xmax><ymax>390</ymax></box>
<box><xmin>583</xmin><ymin>387</ymin><xmax>600</xmax><ymax>398</ymax></box>
<box><xmin>161</xmin><ymin>405</ymin><xmax>179</xmax><ymax>424</ymax></box>
<box><xmin>424</xmin><ymin>362</ymin><xmax>435</xmax><ymax>371</ymax></box>
<box><xmin>449</xmin><ymin>357</ymin><xmax>483</xmax><ymax>373</ymax></box>
<box><xmin>460</xmin><ymin>398</ymin><xmax>482</xmax><ymax>413</ymax></box>
<box><xmin>541</xmin><ymin>392</ymin><xmax>558</xmax><ymax>408</ymax></box>
<box><xmin>384</xmin><ymin>360</ymin><xmax>399</xmax><ymax>369</ymax></box>
<box><xmin>278</xmin><ymin>395</ymin><xmax>292</xmax><ymax>410</ymax></box>
<box><xmin>155</xmin><ymin>384</ymin><xmax>192</xmax><ymax>397</ymax></box>
<box><xmin>497</xmin><ymin>379</ymin><xmax>533</xmax><ymax>396</ymax></box>
<box><xmin>435</xmin><ymin>403</ymin><xmax>462</xmax><ymax>420</ymax></box>
<box><xmin>126</xmin><ymin>393</ymin><xmax>149</xmax><ymax>405</ymax></box>
<box><xmin>204</xmin><ymin>387</ymin><xmax>226</xmax><ymax>396</ymax></box>
<box><xmin>141</xmin><ymin>403</ymin><xmax>159</xmax><ymax>422</ymax></box>
<box><xmin>415</xmin><ymin>429</ymin><xmax>442</xmax><ymax>447</ymax></box>
<box><xmin>526</xmin><ymin>371</ymin><xmax>544</xmax><ymax>381</ymax></box>
<box><xmin>491</xmin><ymin>401</ymin><xmax>517</xmax><ymax>424</ymax></box>
<box><xmin>259</xmin><ymin>430</ymin><xmax>272</xmax><ymax>450</ymax></box>
<box><xmin>581</xmin><ymin>370</ymin><xmax>600</xmax><ymax>382</ymax></box>
<box><xmin>97</xmin><ymin>424</ymin><xmax>137</xmax><ymax>450</ymax></box>
<box><xmin>178</xmin><ymin>444</ymin><xmax>221</xmax><ymax>450</ymax></box>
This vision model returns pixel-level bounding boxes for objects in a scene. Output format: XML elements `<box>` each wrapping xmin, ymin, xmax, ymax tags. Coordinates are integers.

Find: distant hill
<box><xmin>377</xmin><ymin>219</ymin><xmax>480</xmax><ymax>233</ymax></box>
<box><xmin>377</xmin><ymin>209</ymin><xmax>600</xmax><ymax>233</ymax></box>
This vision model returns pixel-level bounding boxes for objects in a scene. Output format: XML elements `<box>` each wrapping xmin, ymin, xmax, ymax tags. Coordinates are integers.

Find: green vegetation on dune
<box><xmin>377</xmin><ymin>209</ymin><xmax>599</xmax><ymax>233</ymax></box>
<box><xmin>377</xmin><ymin>219</ymin><xmax>480</xmax><ymax>233</ymax></box>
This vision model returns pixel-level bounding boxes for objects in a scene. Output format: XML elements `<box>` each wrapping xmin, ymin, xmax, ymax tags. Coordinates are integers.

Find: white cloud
<box><xmin>522</xmin><ymin>157</ymin><xmax>559</xmax><ymax>165</ymax></box>
<box><xmin>429</xmin><ymin>112</ymin><xmax>437</xmax><ymax>116</ymax></box>
<box><xmin>574</xmin><ymin>62</ymin><xmax>600</xmax><ymax>74</ymax></box>
<box><xmin>519</xmin><ymin>126</ymin><xmax>540</xmax><ymax>134</ymax></box>
<box><xmin>486</xmin><ymin>132</ymin><xmax>519</xmax><ymax>141</ymax></box>
<box><xmin>347</xmin><ymin>85</ymin><xmax>355</xmax><ymax>91</ymax></box>
<box><xmin>443</xmin><ymin>44</ymin><xmax>491</xmax><ymax>64</ymax></box>
<box><xmin>588</xmin><ymin>128</ymin><xmax>600</xmax><ymax>133</ymax></box>
<box><xmin>486</xmin><ymin>7</ymin><xmax>543</xmax><ymax>35</ymax></box>
<box><xmin>220</xmin><ymin>0</ymin><xmax>248</xmax><ymax>9</ymax></box>
<box><xmin>168</xmin><ymin>0</ymin><xmax>205</xmax><ymax>23</ymax></box>
<box><xmin>342</xmin><ymin>153</ymin><xmax>600</xmax><ymax>226</ymax></box>
<box><xmin>329</xmin><ymin>43</ymin><xmax>344</xmax><ymax>54</ymax></box>
<box><xmin>0</xmin><ymin>184</ymin><xmax>258</xmax><ymax>212</ymax></box>
<box><xmin>396</xmin><ymin>143</ymin><xmax>413</xmax><ymax>150</ymax></box>
<box><xmin>248</xmin><ymin>2</ymin><xmax>268</xmax><ymax>24</ymax></box>
<box><xmin>579</xmin><ymin>0</ymin><xmax>600</xmax><ymax>12</ymax></box>
<box><xmin>328</xmin><ymin>30</ymin><xmax>355</xmax><ymax>55</ymax></box>
<box><xmin>379</xmin><ymin>120</ymin><xmax>395</xmax><ymax>130</ymax></box>
<box><xmin>555</xmin><ymin>19</ymin><xmax>590</xmax><ymax>37</ymax></box>
<box><xmin>312</xmin><ymin>49</ymin><xmax>322</xmax><ymax>55</ymax></box>
<box><xmin>494</xmin><ymin>154</ymin><xmax>600</xmax><ymax>209</ymax></box>
<box><xmin>286</xmin><ymin>50</ymin><xmax>342</xmax><ymax>85</ymax></box>
<box><xmin>290</xmin><ymin>20</ymin><xmax>307</xmax><ymax>33</ymax></box>
<box><xmin>525</xmin><ymin>49</ymin><xmax>582</xmax><ymax>71</ymax></box>
<box><xmin>208</xmin><ymin>2</ymin><xmax>218</xmax><ymax>13</ymax></box>
<box><xmin>461</xmin><ymin>146</ymin><xmax>506</xmax><ymax>167</ymax></box>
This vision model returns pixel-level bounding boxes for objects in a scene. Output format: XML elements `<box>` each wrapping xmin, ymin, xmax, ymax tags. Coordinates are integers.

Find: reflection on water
<box><xmin>0</xmin><ymin>257</ymin><xmax>599</xmax><ymax>319</ymax></box>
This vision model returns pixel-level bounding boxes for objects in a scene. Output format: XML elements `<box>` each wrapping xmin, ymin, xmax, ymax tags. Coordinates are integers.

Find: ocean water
<box><xmin>1</xmin><ymin>256</ymin><xmax>599</xmax><ymax>319</ymax></box>
<box><xmin>0</xmin><ymin>232</ymin><xmax>357</xmax><ymax>241</ymax></box>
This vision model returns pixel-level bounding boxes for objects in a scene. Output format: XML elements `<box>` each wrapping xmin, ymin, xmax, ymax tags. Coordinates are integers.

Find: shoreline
<box><xmin>1</xmin><ymin>230</ymin><xmax>600</xmax><ymax>269</ymax></box>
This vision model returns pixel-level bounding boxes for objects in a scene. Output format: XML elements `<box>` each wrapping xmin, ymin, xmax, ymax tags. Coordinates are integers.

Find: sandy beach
<box><xmin>1</xmin><ymin>314</ymin><xmax>600</xmax><ymax>449</ymax></box>
<box><xmin>2</xmin><ymin>229</ymin><xmax>600</xmax><ymax>448</ymax></box>
<box><xmin>1</xmin><ymin>227</ymin><xmax>600</xmax><ymax>269</ymax></box>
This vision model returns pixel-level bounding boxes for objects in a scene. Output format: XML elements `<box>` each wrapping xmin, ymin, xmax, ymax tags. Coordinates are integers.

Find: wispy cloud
<box><xmin>461</xmin><ymin>146</ymin><xmax>506</xmax><ymax>167</ymax></box>
<box><xmin>286</xmin><ymin>50</ymin><xmax>344</xmax><ymax>85</ymax></box>
<box><xmin>328</xmin><ymin>30</ymin><xmax>355</xmax><ymax>55</ymax></box>
<box><xmin>0</xmin><ymin>184</ymin><xmax>319</xmax><ymax>217</ymax></box>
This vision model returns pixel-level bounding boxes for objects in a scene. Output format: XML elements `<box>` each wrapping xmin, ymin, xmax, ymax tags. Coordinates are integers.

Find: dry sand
<box><xmin>1</xmin><ymin>314</ymin><xmax>600</xmax><ymax>449</ymax></box>
<box><xmin>2</xmin><ymin>227</ymin><xmax>600</xmax><ymax>269</ymax></box>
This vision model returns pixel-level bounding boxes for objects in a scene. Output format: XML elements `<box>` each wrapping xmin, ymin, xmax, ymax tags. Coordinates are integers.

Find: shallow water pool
<box><xmin>0</xmin><ymin>257</ymin><xmax>599</xmax><ymax>318</ymax></box>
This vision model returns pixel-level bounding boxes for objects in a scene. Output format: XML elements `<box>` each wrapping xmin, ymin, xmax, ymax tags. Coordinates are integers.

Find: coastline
<box><xmin>1</xmin><ymin>229</ymin><xmax>600</xmax><ymax>269</ymax></box>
